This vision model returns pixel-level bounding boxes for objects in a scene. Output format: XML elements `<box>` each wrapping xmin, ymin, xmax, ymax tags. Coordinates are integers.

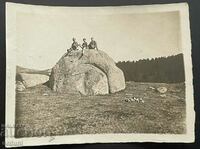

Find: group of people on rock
<box><xmin>68</xmin><ymin>37</ymin><xmax>98</xmax><ymax>53</ymax></box>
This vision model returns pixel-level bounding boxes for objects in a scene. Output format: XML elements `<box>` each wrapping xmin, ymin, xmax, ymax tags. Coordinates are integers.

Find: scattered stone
<box><xmin>140</xmin><ymin>99</ymin><xmax>145</xmax><ymax>103</ymax></box>
<box><xmin>124</xmin><ymin>98</ymin><xmax>130</xmax><ymax>102</ymax></box>
<box><xmin>160</xmin><ymin>94</ymin><xmax>167</xmax><ymax>98</ymax></box>
<box><xmin>139</xmin><ymin>97</ymin><xmax>145</xmax><ymax>103</ymax></box>
<box><xmin>16</xmin><ymin>81</ymin><xmax>26</xmax><ymax>92</ymax></box>
<box><xmin>157</xmin><ymin>87</ymin><xmax>168</xmax><ymax>94</ymax></box>
<box><xmin>124</xmin><ymin>97</ymin><xmax>144</xmax><ymax>103</ymax></box>
<box><xmin>133</xmin><ymin>97</ymin><xmax>140</xmax><ymax>102</ymax></box>
<box><xmin>149</xmin><ymin>86</ymin><xmax>155</xmax><ymax>90</ymax></box>
<box><xmin>43</xmin><ymin>93</ymin><xmax>48</xmax><ymax>96</ymax></box>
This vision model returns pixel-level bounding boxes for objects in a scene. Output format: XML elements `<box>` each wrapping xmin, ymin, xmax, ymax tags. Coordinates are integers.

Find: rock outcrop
<box><xmin>49</xmin><ymin>49</ymin><xmax>126</xmax><ymax>95</ymax></box>
<box><xmin>19</xmin><ymin>73</ymin><xmax>49</xmax><ymax>88</ymax></box>
<box><xmin>16</xmin><ymin>73</ymin><xmax>49</xmax><ymax>88</ymax></box>
<box><xmin>16</xmin><ymin>66</ymin><xmax>51</xmax><ymax>91</ymax></box>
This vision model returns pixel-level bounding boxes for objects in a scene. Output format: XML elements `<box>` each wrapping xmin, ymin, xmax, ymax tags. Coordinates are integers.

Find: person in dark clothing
<box><xmin>88</xmin><ymin>37</ymin><xmax>98</xmax><ymax>50</ymax></box>
<box><xmin>82</xmin><ymin>38</ymin><xmax>88</xmax><ymax>49</ymax></box>
<box><xmin>71</xmin><ymin>38</ymin><xmax>79</xmax><ymax>50</ymax></box>
<box><xmin>66</xmin><ymin>38</ymin><xmax>80</xmax><ymax>55</ymax></box>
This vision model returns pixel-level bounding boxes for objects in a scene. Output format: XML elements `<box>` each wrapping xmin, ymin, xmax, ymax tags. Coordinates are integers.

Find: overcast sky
<box><xmin>16</xmin><ymin>10</ymin><xmax>181</xmax><ymax>70</ymax></box>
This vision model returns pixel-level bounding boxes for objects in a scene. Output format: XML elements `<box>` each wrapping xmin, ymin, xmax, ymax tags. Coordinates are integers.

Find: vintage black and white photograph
<box><xmin>6</xmin><ymin>2</ymin><xmax>194</xmax><ymax>147</ymax></box>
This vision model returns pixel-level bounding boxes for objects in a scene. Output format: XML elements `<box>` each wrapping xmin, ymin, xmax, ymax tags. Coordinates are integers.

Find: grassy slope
<box><xmin>15</xmin><ymin>82</ymin><xmax>186</xmax><ymax>138</ymax></box>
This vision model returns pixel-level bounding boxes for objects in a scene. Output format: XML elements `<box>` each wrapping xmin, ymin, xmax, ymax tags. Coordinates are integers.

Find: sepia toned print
<box><xmin>6</xmin><ymin>2</ymin><xmax>194</xmax><ymax>147</ymax></box>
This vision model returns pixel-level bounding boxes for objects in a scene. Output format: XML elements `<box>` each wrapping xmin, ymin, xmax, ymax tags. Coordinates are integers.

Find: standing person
<box><xmin>88</xmin><ymin>37</ymin><xmax>98</xmax><ymax>50</ymax></box>
<box><xmin>82</xmin><ymin>38</ymin><xmax>88</xmax><ymax>49</ymax></box>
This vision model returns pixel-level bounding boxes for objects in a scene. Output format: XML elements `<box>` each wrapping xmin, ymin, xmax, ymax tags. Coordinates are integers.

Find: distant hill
<box><xmin>16</xmin><ymin>66</ymin><xmax>51</xmax><ymax>76</ymax></box>
<box><xmin>116</xmin><ymin>53</ymin><xmax>185</xmax><ymax>83</ymax></box>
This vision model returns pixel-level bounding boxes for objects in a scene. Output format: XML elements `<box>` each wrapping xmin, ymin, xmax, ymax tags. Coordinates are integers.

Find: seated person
<box><xmin>88</xmin><ymin>37</ymin><xmax>98</xmax><ymax>50</ymax></box>
<box><xmin>70</xmin><ymin>37</ymin><xmax>79</xmax><ymax>51</ymax></box>
<box><xmin>82</xmin><ymin>38</ymin><xmax>88</xmax><ymax>49</ymax></box>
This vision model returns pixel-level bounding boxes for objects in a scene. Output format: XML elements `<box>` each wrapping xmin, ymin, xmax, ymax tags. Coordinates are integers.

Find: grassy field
<box><xmin>15</xmin><ymin>81</ymin><xmax>186</xmax><ymax>138</ymax></box>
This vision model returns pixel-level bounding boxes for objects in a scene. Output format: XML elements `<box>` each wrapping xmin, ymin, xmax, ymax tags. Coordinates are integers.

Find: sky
<box><xmin>16</xmin><ymin>10</ymin><xmax>181</xmax><ymax>70</ymax></box>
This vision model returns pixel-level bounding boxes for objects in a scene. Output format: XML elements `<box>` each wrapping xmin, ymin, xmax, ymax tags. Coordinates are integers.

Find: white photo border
<box><xmin>5</xmin><ymin>2</ymin><xmax>195</xmax><ymax>147</ymax></box>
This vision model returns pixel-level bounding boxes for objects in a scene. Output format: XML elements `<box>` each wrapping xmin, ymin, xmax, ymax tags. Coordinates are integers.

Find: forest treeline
<box><xmin>116</xmin><ymin>53</ymin><xmax>185</xmax><ymax>83</ymax></box>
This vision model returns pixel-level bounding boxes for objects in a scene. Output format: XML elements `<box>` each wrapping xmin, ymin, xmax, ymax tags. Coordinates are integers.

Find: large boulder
<box><xmin>49</xmin><ymin>49</ymin><xmax>126</xmax><ymax>95</ymax></box>
<box><xmin>51</xmin><ymin>64</ymin><xmax>109</xmax><ymax>95</ymax></box>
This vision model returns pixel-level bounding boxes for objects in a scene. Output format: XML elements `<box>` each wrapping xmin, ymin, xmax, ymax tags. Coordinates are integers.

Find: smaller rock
<box><xmin>160</xmin><ymin>94</ymin><xmax>167</xmax><ymax>98</ymax></box>
<box><xmin>43</xmin><ymin>93</ymin><xmax>48</xmax><ymax>96</ymax></box>
<box><xmin>140</xmin><ymin>100</ymin><xmax>145</xmax><ymax>103</ymax></box>
<box><xmin>124</xmin><ymin>98</ymin><xmax>130</xmax><ymax>102</ymax></box>
<box><xmin>133</xmin><ymin>97</ymin><xmax>139</xmax><ymax>102</ymax></box>
<box><xmin>157</xmin><ymin>87</ymin><xmax>168</xmax><ymax>94</ymax></box>
<box><xmin>149</xmin><ymin>86</ymin><xmax>155</xmax><ymax>90</ymax></box>
<box><xmin>139</xmin><ymin>98</ymin><xmax>145</xmax><ymax>103</ymax></box>
<box><xmin>16</xmin><ymin>81</ymin><xmax>26</xmax><ymax>92</ymax></box>
<box><xmin>129</xmin><ymin>97</ymin><xmax>134</xmax><ymax>102</ymax></box>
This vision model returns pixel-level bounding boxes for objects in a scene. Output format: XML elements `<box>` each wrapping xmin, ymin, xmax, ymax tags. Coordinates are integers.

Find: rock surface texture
<box><xmin>16</xmin><ymin>73</ymin><xmax>49</xmax><ymax>88</ymax></box>
<box><xmin>49</xmin><ymin>49</ymin><xmax>126</xmax><ymax>95</ymax></box>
